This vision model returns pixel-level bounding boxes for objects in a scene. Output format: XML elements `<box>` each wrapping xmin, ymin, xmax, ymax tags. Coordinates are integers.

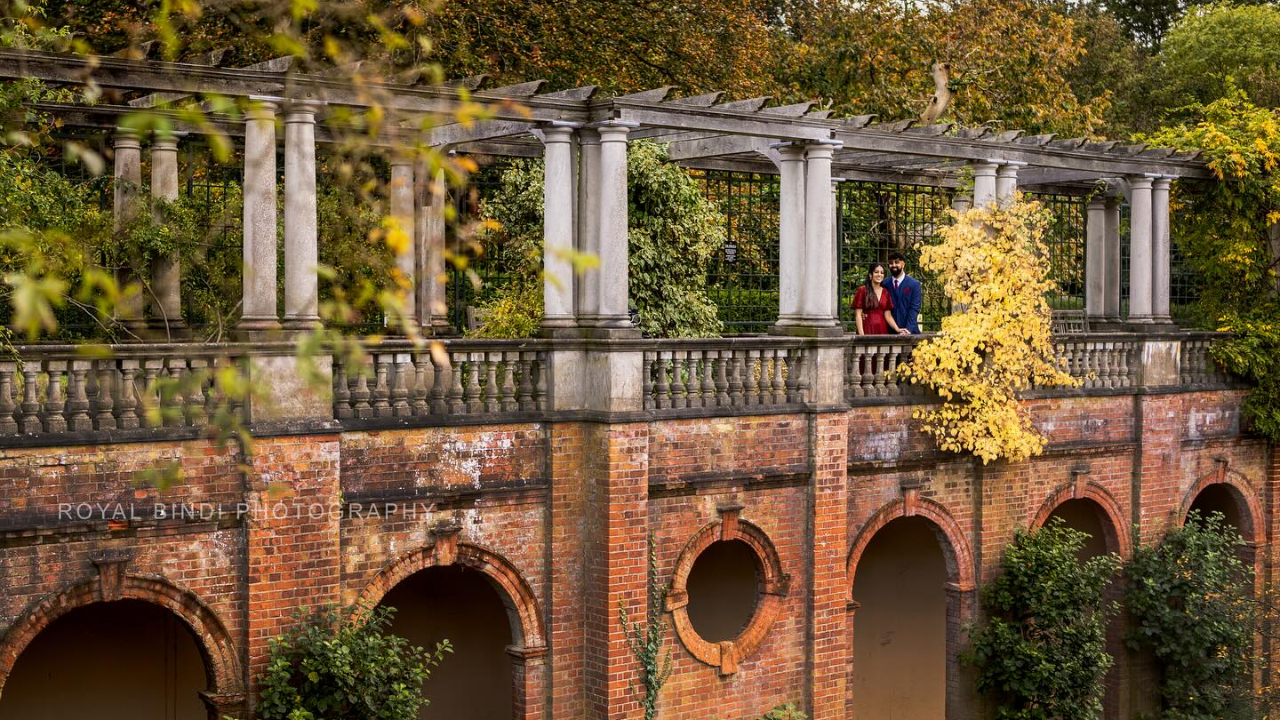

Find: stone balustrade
<box><xmin>333</xmin><ymin>340</ymin><xmax>551</xmax><ymax>423</ymax></box>
<box><xmin>641</xmin><ymin>339</ymin><xmax>810</xmax><ymax>412</ymax></box>
<box><xmin>0</xmin><ymin>331</ymin><xmax>1238</xmax><ymax>443</ymax></box>
<box><xmin>0</xmin><ymin>344</ymin><xmax>245</xmax><ymax>440</ymax></box>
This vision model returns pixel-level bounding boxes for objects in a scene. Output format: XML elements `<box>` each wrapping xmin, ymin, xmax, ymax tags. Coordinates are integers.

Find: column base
<box><xmin>420</xmin><ymin>321</ymin><xmax>458</xmax><ymax>337</ymax></box>
<box><xmin>769</xmin><ymin>320</ymin><xmax>846</xmax><ymax>338</ymax></box>
<box><xmin>540</xmin><ymin>325</ymin><xmax>586</xmax><ymax>340</ymax></box>
<box><xmin>235</xmin><ymin>316</ymin><xmax>283</xmax><ymax>341</ymax></box>
<box><xmin>144</xmin><ymin>317</ymin><xmax>189</xmax><ymax>339</ymax></box>
<box><xmin>281</xmin><ymin>316</ymin><xmax>323</xmax><ymax>332</ymax></box>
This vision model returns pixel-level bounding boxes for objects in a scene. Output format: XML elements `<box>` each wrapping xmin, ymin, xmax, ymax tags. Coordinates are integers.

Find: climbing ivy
<box><xmin>898</xmin><ymin>199</ymin><xmax>1080</xmax><ymax>463</ymax></box>
<box><xmin>968</xmin><ymin>519</ymin><xmax>1121</xmax><ymax>720</ymax></box>
<box><xmin>619</xmin><ymin>539</ymin><xmax>674</xmax><ymax>720</ymax></box>
<box><xmin>1144</xmin><ymin>92</ymin><xmax>1280</xmax><ymax>441</ymax></box>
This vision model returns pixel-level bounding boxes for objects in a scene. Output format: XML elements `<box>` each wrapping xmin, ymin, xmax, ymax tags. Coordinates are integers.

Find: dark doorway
<box><xmin>0</xmin><ymin>599</ymin><xmax>208</xmax><ymax>720</ymax></box>
<box><xmin>851</xmin><ymin>516</ymin><xmax>947</xmax><ymax>720</ymax></box>
<box><xmin>380</xmin><ymin>564</ymin><xmax>515</xmax><ymax>720</ymax></box>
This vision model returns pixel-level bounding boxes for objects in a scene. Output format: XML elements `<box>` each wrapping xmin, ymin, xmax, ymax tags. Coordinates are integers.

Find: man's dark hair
<box><xmin>888</xmin><ymin>251</ymin><xmax>906</xmax><ymax>263</ymax></box>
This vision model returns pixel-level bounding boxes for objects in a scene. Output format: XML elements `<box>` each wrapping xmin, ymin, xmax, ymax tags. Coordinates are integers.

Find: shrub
<box><xmin>1125</xmin><ymin>512</ymin><xmax>1254</xmax><ymax>720</ymax></box>
<box><xmin>968</xmin><ymin>519</ymin><xmax>1121</xmax><ymax>720</ymax></box>
<box><xmin>256</xmin><ymin>605</ymin><xmax>450</xmax><ymax>720</ymax></box>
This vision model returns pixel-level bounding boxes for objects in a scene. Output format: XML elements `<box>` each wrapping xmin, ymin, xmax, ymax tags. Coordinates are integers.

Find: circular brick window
<box><xmin>668</xmin><ymin>511</ymin><xmax>788</xmax><ymax>675</ymax></box>
<box><xmin>686</xmin><ymin>540</ymin><xmax>761</xmax><ymax>642</ymax></box>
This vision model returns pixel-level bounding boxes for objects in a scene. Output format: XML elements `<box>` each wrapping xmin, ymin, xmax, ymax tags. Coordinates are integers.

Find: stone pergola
<box><xmin>0</xmin><ymin>49</ymin><xmax>1210</xmax><ymax>339</ymax></box>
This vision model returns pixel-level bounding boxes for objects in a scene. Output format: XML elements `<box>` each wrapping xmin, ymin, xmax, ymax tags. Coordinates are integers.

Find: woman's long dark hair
<box><xmin>862</xmin><ymin>262</ymin><xmax>886</xmax><ymax>310</ymax></box>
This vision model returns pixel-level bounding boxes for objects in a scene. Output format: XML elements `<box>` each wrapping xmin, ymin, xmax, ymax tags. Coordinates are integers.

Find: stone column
<box><xmin>1085</xmin><ymin>198</ymin><xmax>1106</xmax><ymax>319</ymax></box>
<box><xmin>389</xmin><ymin>156</ymin><xmax>416</xmax><ymax>325</ymax></box>
<box><xmin>240</xmin><ymin>99</ymin><xmax>281</xmax><ymax>335</ymax></box>
<box><xmin>149</xmin><ymin>131</ymin><xmax>184</xmax><ymax>332</ymax></box>
<box><xmin>542</xmin><ymin>124</ymin><xmax>578</xmax><ymax>332</ymax></box>
<box><xmin>1151</xmin><ymin>177</ymin><xmax>1173</xmax><ymax>323</ymax></box>
<box><xmin>587</xmin><ymin>122</ymin><xmax>634</xmax><ymax>332</ymax></box>
<box><xmin>113</xmin><ymin>129</ymin><xmax>145</xmax><ymax>328</ymax></box>
<box><xmin>952</xmin><ymin>193</ymin><xmax>973</xmax><ymax>213</ymax></box>
<box><xmin>1104</xmin><ymin>197</ymin><xmax>1122</xmax><ymax>322</ymax></box>
<box><xmin>971</xmin><ymin>161</ymin><xmax>999</xmax><ymax>209</ymax></box>
<box><xmin>576</xmin><ymin>130</ymin><xmax>601</xmax><ymax>324</ymax></box>
<box><xmin>995</xmin><ymin>163</ymin><xmax>1020</xmax><ymax>207</ymax></box>
<box><xmin>1127</xmin><ymin>176</ymin><xmax>1154</xmax><ymax>323</ymax></box>
<box><xmin>772</xmin><ymin>143</ymin><xmax>807</xmax><ymax>329</ymax></box>
<box><xmin>282</xmin><ymin>101</ymin><xmax>321</xmax><ymax>331</ymax></box>
<box><xmin>801</xmin><ymin>141</ymin><xmax>841</xmax><ymax>332</ymax></box>
<box><xmin>416</xmin><ymin>161</ymin><xmax>452</xmax><ymax>334</ymax></box>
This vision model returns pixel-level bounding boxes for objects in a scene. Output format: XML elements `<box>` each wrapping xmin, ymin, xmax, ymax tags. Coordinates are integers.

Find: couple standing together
<box><xmin>852</xmin><ymin>251</ymin><xmax>922</xmax><ymax>336</ymax></box>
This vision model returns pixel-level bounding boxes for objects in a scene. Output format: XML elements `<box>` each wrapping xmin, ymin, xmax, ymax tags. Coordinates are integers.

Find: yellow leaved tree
<box><xmin>898</xmin><ymin>199</ymin><xmax>1079</xmax><ymax>464</ymax></box>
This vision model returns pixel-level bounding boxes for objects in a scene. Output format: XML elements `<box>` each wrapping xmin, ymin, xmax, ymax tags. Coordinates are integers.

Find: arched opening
<box><xmin>851</xmin><ymin>516</ymin><xmax>947</xmax><ymax>720</ymax></box>
<box><xmin>1042</xmin><ymin>497</ymin><xmax>1123</xmax><ymax>720</ymax></box>
<box><xmin>379</xmin><ymin>564</ymin><xmax>515</xmax><ymax>720</ymax></box>
<box><xmin>1046</xmin><ymin>498</ymin><xmax>1110</xmax><ymax>560</ymax></box>
<box><xmin>685</xmin><ymin>539</ymin><xmax>762</xmax><ymax>643</ymax></box>
<box><xmin>0</xmin><ymin>599</ymin><xmax>209</xmax><ymax>720</ymax></box>
<box><xmin>1188</xmin><ymin>483</ymin><xmax>1244</xmax><ymax>531</ymax></box>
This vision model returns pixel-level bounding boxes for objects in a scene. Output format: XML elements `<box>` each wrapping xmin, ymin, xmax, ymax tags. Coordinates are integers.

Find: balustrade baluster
<box><xmin>115</xmin><ymin>360</ymin><xmax>139</xmax><ymax>430</ymax></box>
<box><xmin>771</xmin><ymin>349</ymin><xmax>786</xmax><ymax>404</ymax></box>
<box><xmin>186</xmin><ymin>358</ymin><xmax>209</xmax><ymax>426</ymax></box>
<box><xmin>94</xmin><ymin>361</ymin><xmax>117</xmax><ymax>430</ymax></box>
<box><xmin>516</xmin><ymin>353</ymin><xmax>535</xmax><ymax>412</ymax></box>
<box><xmin>674</xmin><ymin>353</ymin><xmax>690</xmax><ymax>409</ymax></box>
<box><xmin>700</xmin><ymin>351</ymin><xmax>715</xmax><ymax>409</ymax></box>
<box><xmin>414</xmin><ymin>353</ymin><xmax>435</xmax><ymax>415</ymax></box>
<box><xmin>432</xmin><ymin>353</ymin><xmax>451</xmax><ymax>415</ymax></box>
<box><xmin>481</xmin><ymin>354</ymin><xmax>499</xmax><ymax>413</ymax></box>
<box><xmin>18</xmin><ymin>362</ymin><xmax>40</xmax><ymax>433</ymax></box>
<box><xmin>465</xmin><ymin>353</ymin><xmax>484</xmax><ymax>414</ymax></box>
<box><xmin>351</xmin><ymin>359</ymin><xmax>373</xmax><ymax>420</ymax></box>
<box><xmin>858</xmin><ymin>346</ymin><xmax>874</xmax><ymax>396</ymax></box>
<box><xmin>786</xmin><ymin>350</ymin><xmax>801</xmax><ymax>403</ymax></box>
<box><xmin>728</xmin><ymin>352</ymin><xmax>745</xmax><ymax>406</ymax></box>
<box><xmin>0</xmin><ymin>362</ymin><xmax>16</xmax><ymax>433</ymax></box>
<box><xmin>883</xmin><ymin>346</ymin><xmax>901</xmax><ymax>396</ymax></box>
<box><xmin>392</xmin><ymin>354</ymin><xmax>413</xmax><ymax>418</ymax></box>
<box><xmin>369</xmin><ymin>355</ymin><xmax>391</xmax><ymax>418</ymax></box>
<box><xmin>63</xmin><ymin>360</ymin><xmax>91</xmax><ymax>432</ymax></box>
<box><xmin>334</xmin><ymin>360</ymin><xmax>352</xmax><ymax>419</ymax></box>
<box><xmin>160</xmin><ymin>359</ymin><xmax>186</xmax><ymax>427</ymax></box>
<box><xmin>642</xmin><ymin>355</ymin><xmax>655</xmax><ymax>410</ymax></box>
<box><xmin>533</xmin><ymin>352</ymin><xmax>548</xmax><ymax>410</ymax></box>
<box><xmin>500</xmin><ymin>353</ymin><xmax>519</xmax><ymax>412</ymax></box>
<box><xmin>655</xmin><ymin>352</ymin><xmax>671</xmax><ymax>410</ymax></box>
<box><xmin>713</xmin><ymin>351</ymin><xmax>729</xmax><ymax>407</ymax></box>
<box><xmin>38</xmin><ymin>360</ymin><xmax>65</xmax><ymax>433</ymax></box>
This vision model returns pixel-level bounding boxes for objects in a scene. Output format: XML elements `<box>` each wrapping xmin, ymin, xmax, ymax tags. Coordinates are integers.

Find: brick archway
<box><xmin>846</xmin><ymin>495</ymin><xmax>975</xmax><ymax>592</ymax></box>
<box><xmin>0</xmin><ymin>573</ymin><xmax>245</xmax><ymax>719</ymax></box>
<box><xmin>846</xmin><ymin>495</ymin><xmax>977</xmax><ymax>720</ymax></box>
<box><xmin>1180</xmin><ymin>465</ymin><xmax>1264</xmax><ymax>547</ymax></box>
<box><xmin>1031</xmin><ymin>481</ymin><xmax>1132</xmax><ymax>559</ymax></box>
<box><xmin>666</xmin><ymin>513</ymin><xmax>789</xmax><ymax>675</ymax></box>
<box><xmin>358</xmin><ymin>538</ymin><xmax>547</xmax><ymax>720</ymax></box>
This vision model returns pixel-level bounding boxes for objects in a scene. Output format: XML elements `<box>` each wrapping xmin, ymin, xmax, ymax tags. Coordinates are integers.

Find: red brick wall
<box><xmin>0</xmin><ymin>388</ymin><xmax>1270</xmax><ymax>720</ymax></box>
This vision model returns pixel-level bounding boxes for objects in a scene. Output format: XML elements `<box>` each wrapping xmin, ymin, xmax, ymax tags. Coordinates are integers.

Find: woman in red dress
<box><xmin>853</xmin><ymin>262</ymin><xmax>907</xmax><ymax>335</ymax></box>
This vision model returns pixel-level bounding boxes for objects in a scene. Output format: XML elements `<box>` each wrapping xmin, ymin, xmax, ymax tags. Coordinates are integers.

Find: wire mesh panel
<box><xmin>1170</xmin><ymin>238</ymin><xmax>1200</xmax><ymax>323</ymax></box>
<box><xmin>697</xmin><ymin>170</ymin><xmax>781</xmax><ymax>334</ymax></box>
<box><xmin>1025</xmin><ymin>192</ymin><xmax>1087</xmax><ymax>311</ymax></box>
<box><xmin>447</xmin><ymin>157</ymin><xmax>514</xmax><ymax>331</ymax></box>
<box><xmin>836</xmin><ymin>181</ymin><xmax>953</xmax><ymax>332</ymax></box>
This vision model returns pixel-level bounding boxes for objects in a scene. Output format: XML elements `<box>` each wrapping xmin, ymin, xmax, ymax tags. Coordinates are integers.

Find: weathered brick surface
<box><xmin>0</xmin><ymin>388</ymin><xmax>1270</xmax><ymax>720</ymax></box>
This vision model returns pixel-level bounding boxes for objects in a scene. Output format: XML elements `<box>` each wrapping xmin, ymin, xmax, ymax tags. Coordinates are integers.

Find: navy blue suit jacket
<box><xmin>886</xmin><ymin>274</ymin><xmax>922</xmax><ymax>334</ymax></box>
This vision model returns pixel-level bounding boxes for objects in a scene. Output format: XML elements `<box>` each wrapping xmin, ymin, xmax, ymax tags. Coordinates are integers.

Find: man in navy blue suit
<box><xmin>885</xmin><ymin>252</ymin><xmax>921</xmax><ymax>334</ymax></box>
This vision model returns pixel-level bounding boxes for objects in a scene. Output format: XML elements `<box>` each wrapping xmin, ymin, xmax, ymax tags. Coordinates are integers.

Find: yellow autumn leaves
<box><xmin>898</xmin><ymin>199</ymin><xmax>1079</xmax><ymax>464</ymax></box>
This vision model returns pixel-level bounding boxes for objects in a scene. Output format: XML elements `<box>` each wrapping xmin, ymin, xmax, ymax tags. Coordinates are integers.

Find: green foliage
<box><xmin>619</xmin><ymin>540</ymin><xmax>674</xmax><ymax>720</ymax></box>
<box><xmin>471</xmin><ymin>140</ymin><xmax>723</xmax><ymax>338</ymax></box>
<box><xmin>1143</xmin><ymin>93</ymin><xmax>1280</xmax><ymax>440</ymax></box>
<box><xmin>1125</xmin><ymin>512</ymin><xmax>1255</xmax><ymax>720</ymax></box>
<box><xmin>1157</xmin><ymin>4</ymin><xmax>1280</xmax><ymax>109</ymax></box>
<box><xmin>256</xmin><ymin>604</ymin><xmax>450</xmax><ymax>720</ymax></box>
<box><xmin>968</xmin><ymin>520</ymin><xmax>1121</xmax><ymax>720</ymax></box>
<box><xmin>758</xmin><ymin>704</ymin><xmax>807</xmax><ymax>720</ymax></box>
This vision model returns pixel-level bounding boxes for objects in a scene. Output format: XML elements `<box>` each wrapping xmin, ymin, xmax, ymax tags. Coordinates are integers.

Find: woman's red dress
<box><xmin>853</xmin><ymin>285</ymin><xmax>894</xmax><ymax>334</ymax></box>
